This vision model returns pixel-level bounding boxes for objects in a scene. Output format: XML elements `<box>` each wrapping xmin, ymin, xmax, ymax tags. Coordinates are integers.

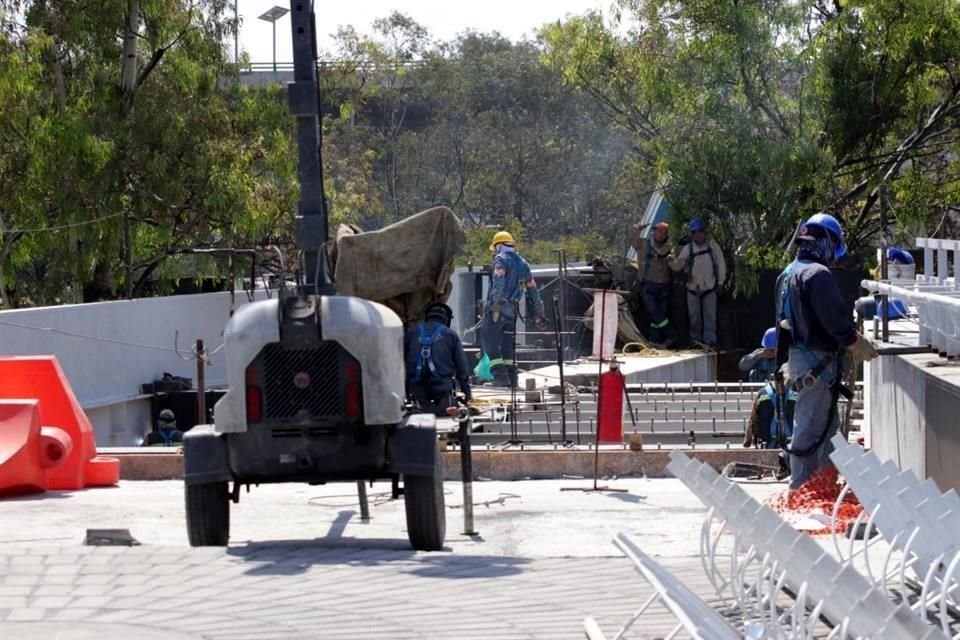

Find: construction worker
<box><xmin>739</xmin><ymin>327</ymin><xmax>778</xmax><ymax>382</ymax></box>
<box><xmin>670</xmin><ymin>218</ymin><xmax>726</xmax><ymax>348</ymax></box>
<box><xmin>483</xmin><ymin>231</ymin><xmax>545</xmax><ymax>387</ymax></box>
<box><xmin>141</xmin><ymin>409</ymin><xmax>183</xmax><ymax>446</ymax></box>
<box><xmin>636</xmin><ymin>222</ymin><xmax>675</xmax><ymax>347</ymax></box>
<box><xmin>404</xmin><ymin>302</ymin><xmax>472</xmax><ymax>416</ymax></box>
<box><xmin>744</xmin><ymin>380</ymin><xmax>797</xmax><ymax>449</ymax></box>
<box><xmin>775</xmin><ymin>212</ymin><xmax>878</xmax><ymax>490</ymax></box>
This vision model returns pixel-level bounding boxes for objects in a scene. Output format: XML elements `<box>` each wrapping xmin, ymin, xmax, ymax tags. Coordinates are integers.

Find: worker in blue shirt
<box><xmin>482</xmin><ymin>231</ymin><xmax>545</xmax><ymax>388</ymax></box>
<box><xmin>775</xmin><ymin>212</ymin><xmax>878</xmax><ymax>490</ymax></box>
<box><xmin>405</xmin><ymin>303</ymin><xmax>472</xmax><ymax>416</ymax></box>
<box><xmin>744</xmin><ymin>381</ymin><xmax>797</xmax><ymax>449</ymax></box>
<box><xmin>739</xmin><ymin>327</ymin><xmax>778</xmax><ymax>383</ymax></box>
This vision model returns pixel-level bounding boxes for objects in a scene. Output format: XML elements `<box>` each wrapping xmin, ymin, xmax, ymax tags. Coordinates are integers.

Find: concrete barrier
<box><xmin>105</xmin><ymin>447</ymin><xmax>780</xmax><ymax>482</ymax></box>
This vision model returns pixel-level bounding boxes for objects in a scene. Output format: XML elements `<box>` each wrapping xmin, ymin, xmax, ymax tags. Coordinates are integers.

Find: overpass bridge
<box><xmin>237</xmin><ymin>60</ymin><xmax>424</xmax><ymax>88</ymax></box>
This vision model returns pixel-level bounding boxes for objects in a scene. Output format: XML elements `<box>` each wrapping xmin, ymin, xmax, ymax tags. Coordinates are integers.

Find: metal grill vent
<box><xmin>261</xmin><ymin>343</ymin><xmax>345</xmax><ymax>420</ymax></box>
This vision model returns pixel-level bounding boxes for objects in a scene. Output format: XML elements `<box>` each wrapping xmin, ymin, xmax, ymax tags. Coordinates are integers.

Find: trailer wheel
<box><xmin>185</xmin><ymin>481</ymin><xmax>230</xmax><ymax>546</ymax></box>
<box><xmin>403</xmin><ymin>444</ymin><xmax>446</xmax><ymax>551</ymax></box>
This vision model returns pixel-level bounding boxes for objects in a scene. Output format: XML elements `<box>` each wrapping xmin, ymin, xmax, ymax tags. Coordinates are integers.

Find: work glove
<box><xmin>848</xmin><ymin>333</ymin><xmax>879</xmax><ymax>363</ymax></box>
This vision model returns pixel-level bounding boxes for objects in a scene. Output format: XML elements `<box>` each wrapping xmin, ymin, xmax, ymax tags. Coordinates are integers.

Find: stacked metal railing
<box><xmin>861</xmin><ymin>237</ymin><xmax>960</xmax><ymax>356</ymax></box>
<box><xmin>585</xmin><ymin>448</ymin><xmax>957</xmax><ymax>638</ymax></box>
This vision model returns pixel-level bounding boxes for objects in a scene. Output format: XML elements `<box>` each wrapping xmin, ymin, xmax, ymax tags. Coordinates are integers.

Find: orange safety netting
<box><xmin>765</xmin><ymin>466</ymin><xmax>864</xmax><ymax>536</ymax></box>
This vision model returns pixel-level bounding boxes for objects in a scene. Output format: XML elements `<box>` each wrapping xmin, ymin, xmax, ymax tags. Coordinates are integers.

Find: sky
<box><xmin>235</xmin><ymin>0</ymin><xmax>608</xmax><ymax>64</ymax></box>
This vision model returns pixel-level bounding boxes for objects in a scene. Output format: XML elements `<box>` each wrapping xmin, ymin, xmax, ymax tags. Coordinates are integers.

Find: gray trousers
<box><xmin>686</xmin><ymin>289</ymin><xmax>717</xmax><ymax>345</ymax></box>
<box><xmin>786</xmin><ymin>348</ymin><xmax>839</xmax><ymax>490</ymax></box>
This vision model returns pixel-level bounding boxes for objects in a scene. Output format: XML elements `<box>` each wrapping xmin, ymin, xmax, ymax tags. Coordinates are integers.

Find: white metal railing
<box><xmin>666</xmin><ymin>450</ymin><xmax>947</xmax><ymax>639</ymax></box>
<box><xmin>584</xmin><ymin>532</ymin><xmax>742</xmax><ymax>640</ymax></box>
<box><xmin>828</xmin><ymin>434</ymin><xmax>960</xmax><ymax>639</ymax></box>
<box><xmin>861</xmin><ymin>279</ymin><xmax>960</xmax><ymax>355</ymax></box>
<box><xmin>916</xmin><ymin>237</ymin><xmax>960</xmax><ymax>287</ymax></box>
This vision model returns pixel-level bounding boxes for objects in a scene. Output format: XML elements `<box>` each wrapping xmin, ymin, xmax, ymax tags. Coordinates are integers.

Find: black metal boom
<box><xmin>287</xmin><ymin>1</ymin><xmax>332</xmax><ymax>294</ymax></box>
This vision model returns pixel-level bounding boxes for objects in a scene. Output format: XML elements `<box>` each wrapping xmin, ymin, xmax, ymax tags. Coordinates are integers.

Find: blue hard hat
<box><xmin>689</xmin><ymin>218</ymin><xmax>706</xmax><ymax>233</ymax></box>
<box><xmin>761</xmin><ymin>327</ymin><xmax>777</xmax><ymax>350</ymax></box>
<box><xmin>799</xmin><ymin>212</ymin><xmax>846</xmax><ymax>259</ymax></box>
<box><xmin>886</xmin><ymin>298</ymin><xmax>909</xmax><ymax>319</ymax></box>
<box><xmin>886</xmin><ymin>247</ymin><xmax>914</xmax><ymax>265</ymax></box>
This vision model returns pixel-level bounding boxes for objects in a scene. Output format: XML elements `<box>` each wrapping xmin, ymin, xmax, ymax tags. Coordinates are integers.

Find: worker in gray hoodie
<box><xmin>670</xmin><ymin>218</ymin><xmax>727</xmax><ymax>347</ymax></box>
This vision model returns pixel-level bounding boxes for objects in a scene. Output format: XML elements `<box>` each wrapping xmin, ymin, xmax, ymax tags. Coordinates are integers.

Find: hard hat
<box><xmin>489</xmin><ymin>231</ymin><xmax>515</xmax><ymax>251</ymax></box>
<box><xmin>689</xmin><ymin>218</ymin><xmax>706</xmax><ymax>233</ymax></box>
<box><xmin>761</xmin><ymin>327</ymin><xmax>777</xmax><ymax>350</ymax></box>
<box><xmin>424</xmin><ymin>302</ymin><xmax>453</xmax><ymax>326</ymax></box>
<box><xmin>799</xmin><ymin>212</ymin><xmax>846</xmax><ymax>259</ymax></box>
<box><xmin>886</xmin><ymin>298</ymin><xmax>909</xmax><ymax>319</ymax></box>
<box><xmin>886</xmin><ymin>247</ymin><xmax>914</xmax><ymax>265</ymax></box>
<box><xmin>158</xmin><ymin>409</ymin><xmax>176</xmax><ymax>425</ymax></box>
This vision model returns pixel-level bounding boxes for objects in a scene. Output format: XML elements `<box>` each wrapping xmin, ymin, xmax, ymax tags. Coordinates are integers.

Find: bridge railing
<box><xmin>239</xmin><ymin>60</ymin><xmax>428</xmax><ymax>74</ymax></box>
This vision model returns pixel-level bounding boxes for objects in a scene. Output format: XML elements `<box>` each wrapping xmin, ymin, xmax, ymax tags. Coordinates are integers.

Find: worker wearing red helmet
<box><xmin>635</xmin><ymin>221</ymin><xmax>675</xmax><ymax>347</ymax></box>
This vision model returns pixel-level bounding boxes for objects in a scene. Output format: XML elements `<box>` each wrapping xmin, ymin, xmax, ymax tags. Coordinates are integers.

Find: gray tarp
<box><xmin>330</xmin><ymin>206</ymin><xmax>467</xmax><ymax>324</ymax></box>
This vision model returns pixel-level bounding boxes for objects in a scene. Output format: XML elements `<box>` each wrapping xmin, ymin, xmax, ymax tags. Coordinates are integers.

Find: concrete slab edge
<box><xmin>102</xmin><ymin>448</ymin><xmax>779</xmax><ymax>482</ymax></box>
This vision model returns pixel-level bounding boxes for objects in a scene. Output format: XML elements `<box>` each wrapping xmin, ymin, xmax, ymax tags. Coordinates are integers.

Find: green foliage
<box><xmin>543</xmin><ymin>0</ymin><xmax>960</xmax><ymax>285</ymax></box>
<box><xmin>0</xmin><ymin>0</ymin><xmax>298</xmax><ymax>305</ymax></box>
<box><xmin>459</xmin><ymin>221</ymin><xmax>609</xmax><ymax>268</ymax></box>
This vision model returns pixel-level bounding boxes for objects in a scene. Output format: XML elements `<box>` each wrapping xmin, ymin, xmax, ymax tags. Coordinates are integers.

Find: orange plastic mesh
<box><xmin>765</xmin><ymin>466</ymin><xmax>864</xmax><ymax>536</ymax></box>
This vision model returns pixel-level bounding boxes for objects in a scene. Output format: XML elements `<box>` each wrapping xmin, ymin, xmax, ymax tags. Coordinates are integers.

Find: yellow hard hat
<box><xmin>489</xmin><ymin>231</ymin><xmax>515</xmax><ymax>251</ymax></box>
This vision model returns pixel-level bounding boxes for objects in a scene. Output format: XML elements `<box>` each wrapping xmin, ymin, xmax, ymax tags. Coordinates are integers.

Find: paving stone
<box><xmin>49</xmin><ymin>607</ymin><xmax>98</xmax><ymax>621</ymax></box>
<box><xmin>29</xmin><ymin>596</ymin><xmax>72</xmax><ymax>609</ymax></box>
<box><xmin>0</xmin><ymin>596</ymin><xmax>28</xmax><ymax>609</ymax></box>
<box><xmin>7</xmin><ymin>608</ymin><xmax>46</xmax><ymax>621</ymax></box>
<box><xmin>31</xmin><ymin>584</ymin><xmax>77</xmax><ymax>597</ymax></box>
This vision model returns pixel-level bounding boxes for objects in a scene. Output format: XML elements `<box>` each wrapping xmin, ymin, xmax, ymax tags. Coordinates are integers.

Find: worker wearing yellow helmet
<box><xmin>483</xmin><ymin>230</ymin><xmax>545</xmax><ymax>387</ymax></box>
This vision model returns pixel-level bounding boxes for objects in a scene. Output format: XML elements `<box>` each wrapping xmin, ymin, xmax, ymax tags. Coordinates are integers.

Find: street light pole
<box><xmin>258</xmin><ymin>6</ymin><xmax>289</xmax><ymax>74</ymax></box>
<box><xmin>233</xmin><ymin>0</ymin><xmax>238</xmax><ymax>65</ymax></box>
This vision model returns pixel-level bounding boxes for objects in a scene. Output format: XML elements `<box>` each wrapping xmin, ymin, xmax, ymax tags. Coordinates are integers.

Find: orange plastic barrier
<box><xmin>0</xmin><ymin>356</ymin><xmax>119</xmax><ymax>491</ymax></box>
<box><xmin>0</xmin><ymin>400</ymin><xmax>48</xmax><ymax>496</ymax></box>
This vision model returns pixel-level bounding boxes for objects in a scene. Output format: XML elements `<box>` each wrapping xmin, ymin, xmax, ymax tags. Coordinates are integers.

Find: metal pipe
<box><xmin>457</xmin><ymin>407</ymin><xmax>475</xmax><ymax>535</ymax></box>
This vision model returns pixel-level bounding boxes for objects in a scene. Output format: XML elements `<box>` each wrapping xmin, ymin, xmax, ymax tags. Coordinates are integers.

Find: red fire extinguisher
<box><xmin>597</xmin><ymin>364</ymin><xmax>624</xmax><ymax>443</ymax></box>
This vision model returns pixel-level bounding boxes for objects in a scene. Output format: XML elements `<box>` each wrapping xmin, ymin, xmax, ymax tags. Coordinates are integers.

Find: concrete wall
<box><xmin>0</xmin><ymin>292</ymin><xmax>267</xmax><ymax>446</ymax></box>
<box><xmin>866</xmin><ymin>353</ymin><xmax>960</xmax><ymax>493</ymax></box>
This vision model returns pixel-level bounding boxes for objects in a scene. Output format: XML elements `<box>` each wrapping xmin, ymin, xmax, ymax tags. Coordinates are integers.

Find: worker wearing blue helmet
<box><xmin>670</xmin><ymin>217</ymin><xmax>727</xmax><ymax>347</ymax></box>
<box><xmin>775</xmin><ymin>212</ymin><xmax>878</xmax><ymax>490</ymax></box>
<box><xmin>739</xmin><ymin>327</ymin><xmax>778</xmax><ymax>383</ymax></box>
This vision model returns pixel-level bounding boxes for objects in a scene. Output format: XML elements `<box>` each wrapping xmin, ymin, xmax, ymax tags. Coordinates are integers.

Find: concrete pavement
<box><xmin>0</xmin><ymin>477</ymin><xmax>785</xmax><ymax>639</ymax></box>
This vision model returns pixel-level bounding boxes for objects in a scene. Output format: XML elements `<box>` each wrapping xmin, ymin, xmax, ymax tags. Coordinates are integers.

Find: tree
<box><xmin>0</xmin><ymin>0</ymin><xmax>299</xmax><ymax>304</ymax></box>
<box><xmin>542</xmin><ymin>0</ymin><xmax>960</xmax><ymax>291</ymax></box>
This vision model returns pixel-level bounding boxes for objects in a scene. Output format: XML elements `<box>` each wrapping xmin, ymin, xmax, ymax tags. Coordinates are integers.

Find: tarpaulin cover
<box><xmin>331</xmin><ymin>207</ymin><xmax>467</xmax><ymax>324</ymax></box>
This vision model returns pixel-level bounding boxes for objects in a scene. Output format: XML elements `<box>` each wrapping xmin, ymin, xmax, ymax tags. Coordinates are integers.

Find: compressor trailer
<box><xmin>182</xmin><ymin>1</ymin><xmax>446</xmax><ymax>551</ymax></box>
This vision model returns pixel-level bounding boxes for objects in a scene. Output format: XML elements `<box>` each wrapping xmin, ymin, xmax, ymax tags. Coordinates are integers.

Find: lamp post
<box><xmin>258</xmin><ymin>5</ymin><xmax>289</xmax><ymax>73</ymax></box>
<box><xmin>233</xmin><ymin>0</ymin><xmax>239</xmax><ymax>66</ymax></box>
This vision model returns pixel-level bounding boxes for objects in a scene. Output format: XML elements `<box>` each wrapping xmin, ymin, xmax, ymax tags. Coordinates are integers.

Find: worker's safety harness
<box><xmin>684</xmin><ymin>241</ymin><xmax>719</xmax><ymax>296</ymax></box>
<box><xmin>415</xmin><ymin>324</ymin><xmax>446</xmax><ymax>382</ymax></box>
<box><xmin>759</xmin><ymin>383</ymin><xmax>795</xmax><ymax>448</ymax></box>
<box><xmin>775</xmin><ymin>259</ymin><xmax>853</xmax><ymax>458</ymax></box>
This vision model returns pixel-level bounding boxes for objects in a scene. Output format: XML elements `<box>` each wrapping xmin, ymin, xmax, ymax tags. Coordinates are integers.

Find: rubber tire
<box><xmin>185</xmin><ymin>481</ymin><xmax>230</xmax><ymax>546</ymax></box>
<box><xmin>403</xmin><ymin>444</ymin><xmax>446</xmax><ymax>551</ymax></box>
